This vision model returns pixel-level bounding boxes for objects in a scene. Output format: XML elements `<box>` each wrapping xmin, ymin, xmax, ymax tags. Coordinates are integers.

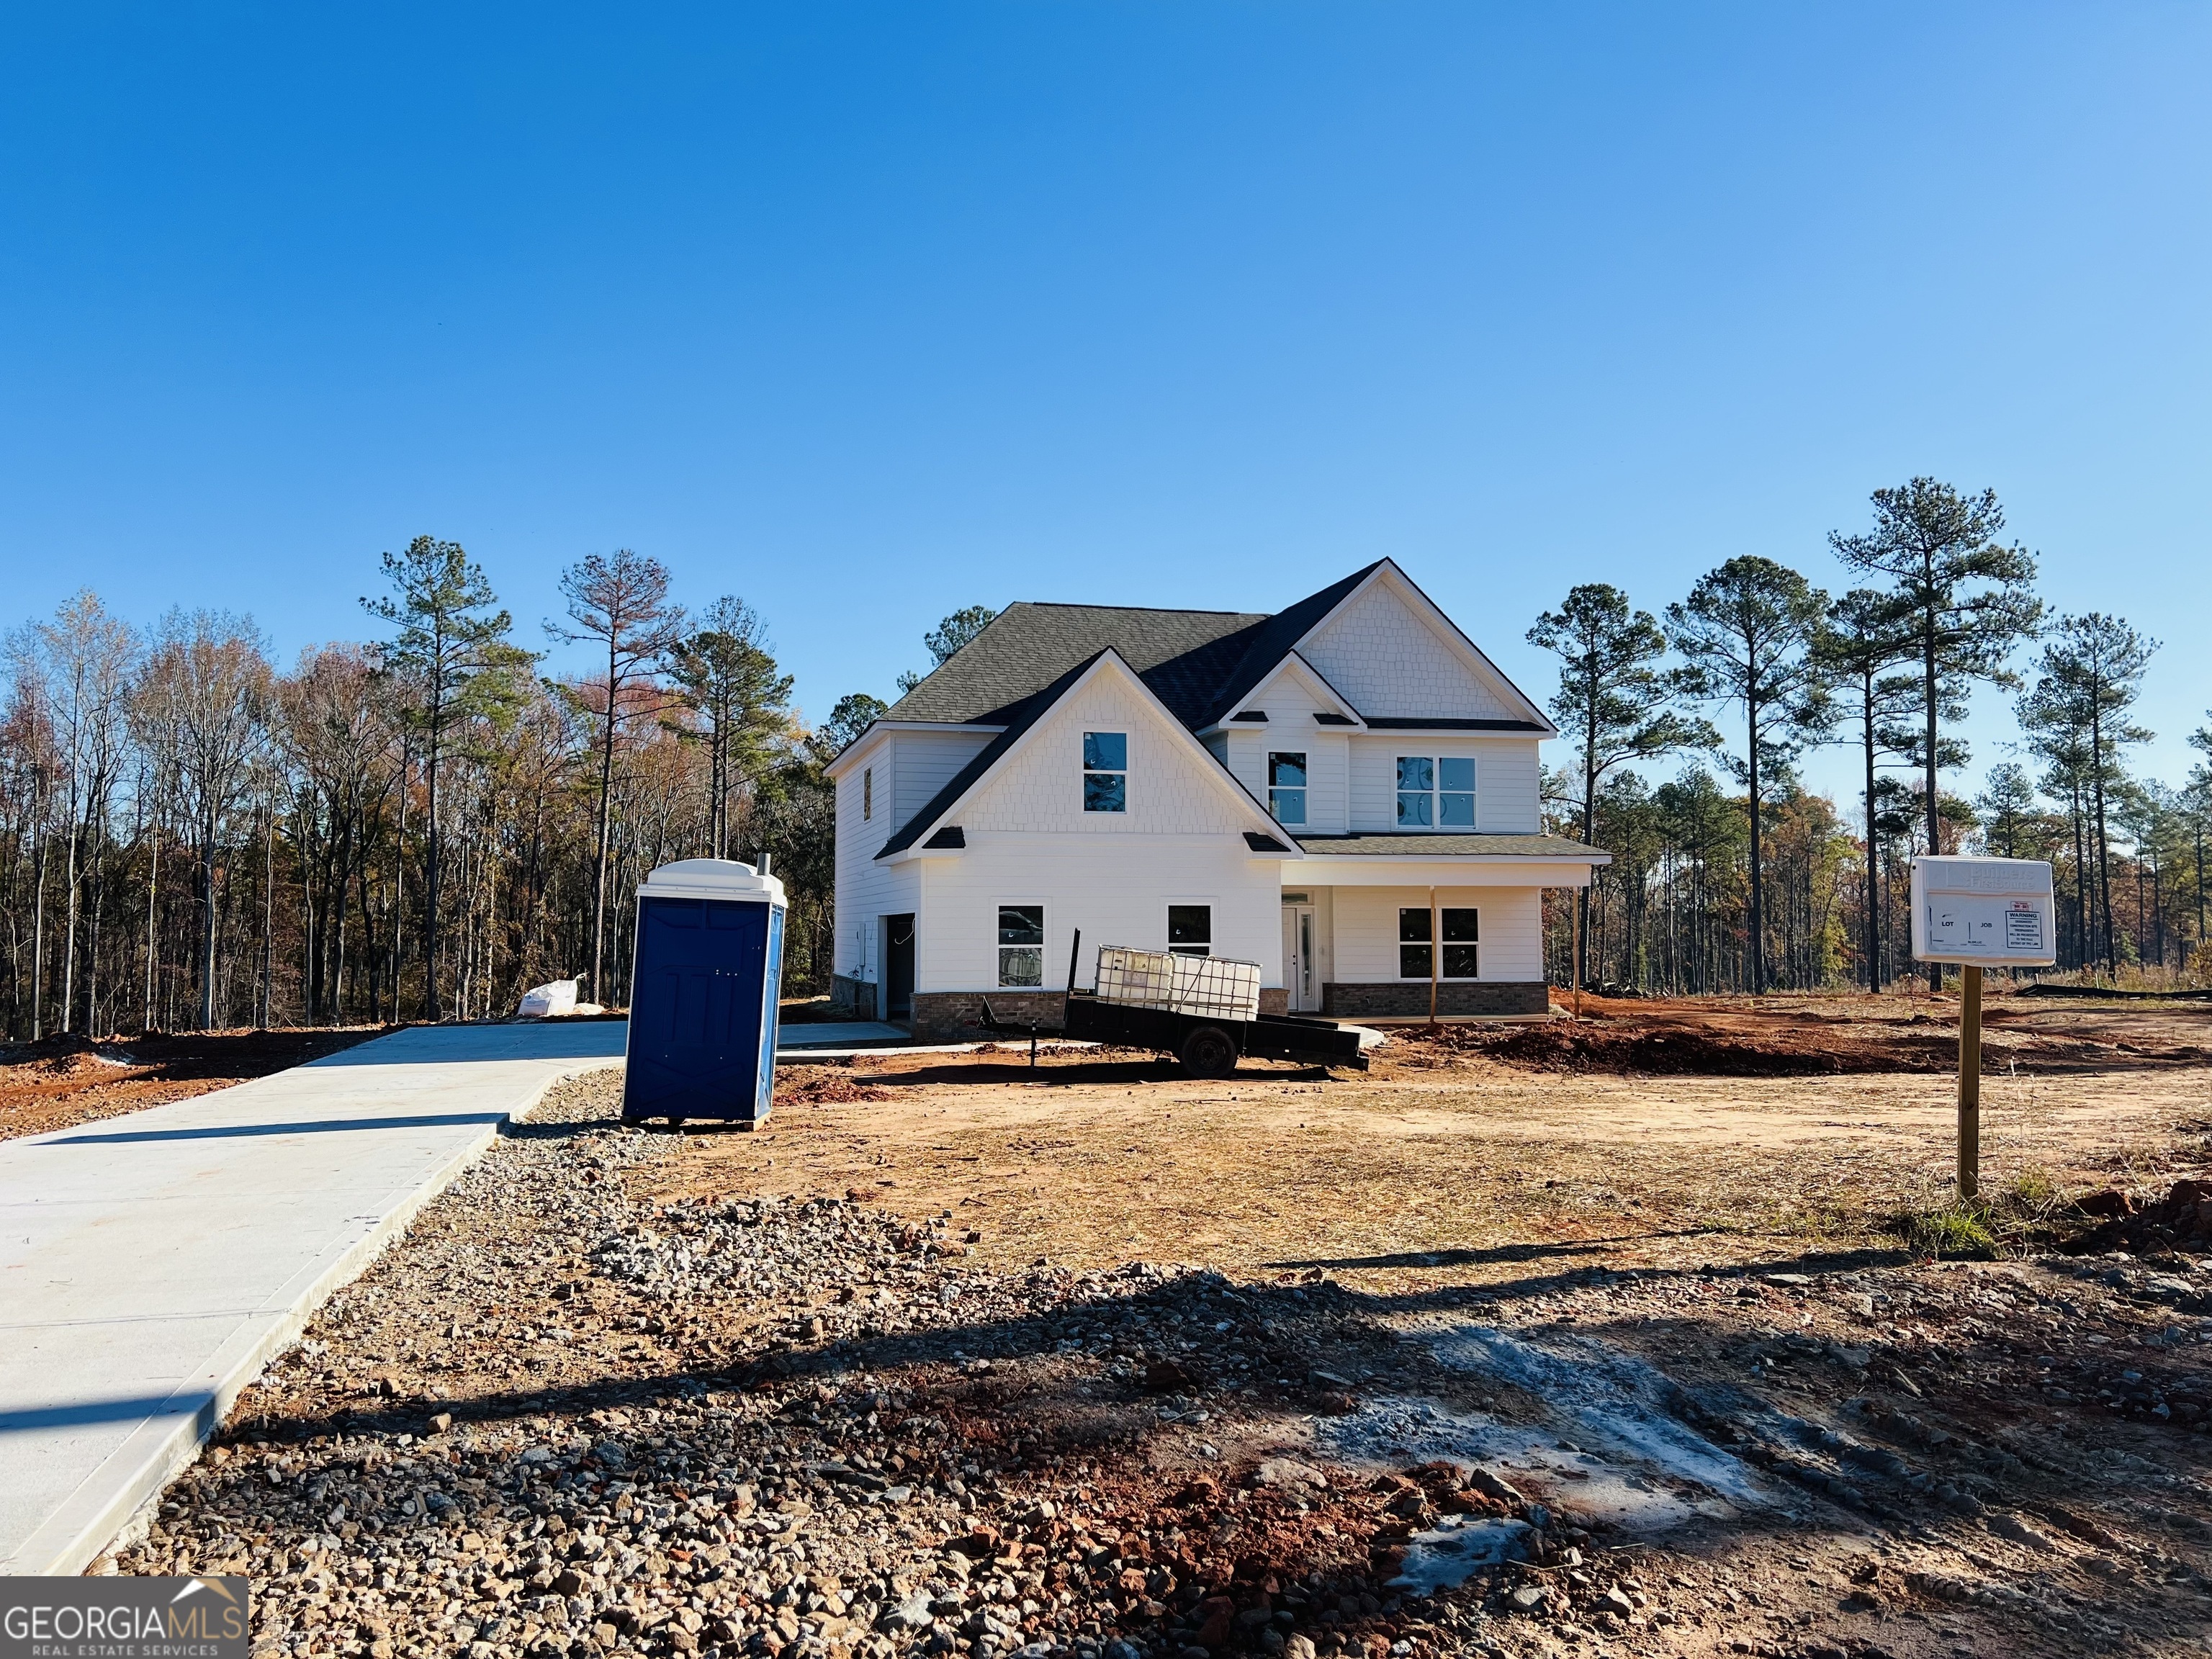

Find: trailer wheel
<box><xmin>1179</xmin><ymin>1025</ymin><xmax>1239</xmax><ymax>1079</ymax></box>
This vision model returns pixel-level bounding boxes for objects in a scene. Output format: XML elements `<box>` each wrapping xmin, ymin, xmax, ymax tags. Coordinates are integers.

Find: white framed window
<box><xmin>862</xmin><ymin>766</ymin><xmax>873</xmax><ymax>820</ymax></box>
<box><xmin>1398</xmin><ymin>907</ymin><xmax>1479</xmax><ymax>979</ymax></box>
<box><xmin>1268</xmin><ymin>751</ymin><xmax>1307</xmax><ymax>824</ymax></box>
<box><xmin>997</xmin><ymin>904</ymin><xmax>1046</xmax><ymax>986</ymax></box>
<box><xmin>1084</xmin><ymin>732</ymin><xmax>1127</xmax><ymax>811</ymax></box>
<box><xmin>1166</xmin><ymin>904</ymin><xmax>1212</xmax><ymax>957</ymax></box>
<box><xmin>1395</xmin><ymin>755</ymin><xmax>1477</xmax><ymax>830</ymax></box>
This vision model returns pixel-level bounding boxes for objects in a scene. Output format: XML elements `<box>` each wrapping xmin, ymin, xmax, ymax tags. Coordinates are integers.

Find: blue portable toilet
<box><xmin>621</xmin><ymin>858</ymin><xmax>786</xmax><ymax>1127</ymax></box>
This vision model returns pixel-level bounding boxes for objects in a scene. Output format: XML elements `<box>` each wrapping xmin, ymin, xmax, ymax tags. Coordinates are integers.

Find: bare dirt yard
<box><xmin>0</xmin><ymin>1025</ymin><xmax>386</xmax><ymax>1141</ymax></box>
<box><xmin>114</xmin><ymin>990</ymin><xmax>2212</xmax><ymax>1659</ymax></box>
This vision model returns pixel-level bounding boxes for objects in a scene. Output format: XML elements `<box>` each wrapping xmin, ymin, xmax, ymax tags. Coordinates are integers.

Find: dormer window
<box><xmin>1395</xmin><ymin>756</ymin><xmax>1477</xmax><ymax>830</ymax></box>
<box><xmin>1083</xmin><ymin>732</ymin><xmax>1127</xmax><ymax>811</ymax></box>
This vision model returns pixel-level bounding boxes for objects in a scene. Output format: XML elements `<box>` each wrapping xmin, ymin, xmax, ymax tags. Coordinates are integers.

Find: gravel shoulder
<box><xmin>112</xmin><ymin>1057</ymin><xmax>2212</xmax><ymax>1659</ymax></box>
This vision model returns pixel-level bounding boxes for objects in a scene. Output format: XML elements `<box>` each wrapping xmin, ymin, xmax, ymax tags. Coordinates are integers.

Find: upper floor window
<box><xmin>1395</xmin><ymin>755</ymin><xmax>1477</xmax><ymax>830</ymax></box>
<box><xmin>1399</xmin><ymin>907</ymin><xmax>1479</xmax><ymax>978</ymax></box>
<box><xmin>1268</xmin><ymin>752</ymin><xmax>1307</xmax><ymax>824</ymax></box>
<box><xmin>1167</xmin><ymin>904</ymin><xmax>1212</xmax><ymax>957</ymax></box>
<box><xmin>862</xmin><ymin>766</ymin><xmax>873</xmax><ymax>820</ymax></box>
<box><xmin>1084</xmin><ymin>732</ymin><xmax>1127</xmax><ymax>812</ymax></box>
<box><xmin>998</xmin><ymin>904</ymin><xmax>1046</xmax><ymax>986</ymax></box>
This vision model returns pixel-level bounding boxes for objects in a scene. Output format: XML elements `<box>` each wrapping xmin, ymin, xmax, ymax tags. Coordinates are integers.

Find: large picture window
<box><xmin>1268</xmin><ymin>752</ymin><xmax>1307</xmax><ymax>824</ymax></box>
<box><xmin>1398</xmin><ymin>907</ymin><xmax>1479</xmax><ymax>979</ymax></box>
<box><xmin>998</xmin><ymin>904</ymin><xmax>1046</xmax><ymax>986</ymax></box>
<box><xmin>1395</xmin><ymin>756</ymin><xmax>1476</xmax><ymax>830</ymax></box>
<box><xmin>1167</xmin><ymin>904</ymin><xmax>1213</xmax><ymax>957</ymax></box>
<box><xmin>1083</xmin><ymin>732</ymin><xmax>1127</xmax><ymax>812</ymax></box>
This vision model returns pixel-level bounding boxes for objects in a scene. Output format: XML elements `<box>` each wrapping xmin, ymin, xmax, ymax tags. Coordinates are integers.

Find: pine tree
<box><xmin>1830</xmin><ymin>480</ymin><xmax>2043</xmax><ymax>985</ymax></box>
<box><xmin>1668</xmin><ymin>558</ymin><xmax>1830</xmax><ymax>994</ymax></box>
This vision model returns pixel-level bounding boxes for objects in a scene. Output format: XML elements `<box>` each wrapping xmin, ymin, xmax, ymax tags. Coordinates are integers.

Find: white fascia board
<box><xmin>1289</xmin><ymin>857</ymin><xmax>1606</xmax><ymax>888</ymax></box>
<box><xmin>1300</xmin><ymin>559</ymin><xmax>1559</xmax><ymax>737</ymax></box>
<box><xmin>823</xmin><ymin>720</ymin><xmax>1011</xmax><ymax>780</ymax></box>
<box><xmin>878</xmin><ymin>842</ymin><xmax>964</xmax><ymax>867</ymax></box>
<box><xmin>822</xmin><ymin>725</ymin><xmax>889</xmax><ymax>781</ymax></box>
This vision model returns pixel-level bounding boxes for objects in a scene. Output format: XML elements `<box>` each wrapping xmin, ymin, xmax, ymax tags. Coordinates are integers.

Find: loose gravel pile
<box><xmin>107</xmin><ymin>1074</ymin><xmax>1510</xmax><ymax>1659</ymax></box>
<box><xmin>108</xmin><ymin>1069</ymin><xmax>2212</xmax><ymax>1659</ymax></box>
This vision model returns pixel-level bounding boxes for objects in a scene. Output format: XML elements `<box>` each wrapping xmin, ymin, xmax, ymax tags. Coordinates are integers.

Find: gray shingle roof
<box><xmin>873</xmin><ymin>654</ymin><xmax>1101</xmax><ymax>859</ymax></box>
<box><xmin>883</xmin><ymin>603</ymin><xmax>1271</xmax><ymax>727</ymax></box>
<box><xmin>1292</xmin><ymin>832</ymin><xmax>1607</xmax><ymax>859</ymax></box>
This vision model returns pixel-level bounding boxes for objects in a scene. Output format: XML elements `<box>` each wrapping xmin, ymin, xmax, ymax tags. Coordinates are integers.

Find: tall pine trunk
<box><xmin>1922</xmin><ymin>613</ymin><xmax>1942</xmax><ymax>992</ymax></box>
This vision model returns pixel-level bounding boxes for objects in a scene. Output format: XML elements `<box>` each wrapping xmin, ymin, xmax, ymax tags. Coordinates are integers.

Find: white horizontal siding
<box><xmin>1328</xmin><ymin>886</ymin><xmax>1544</xmax><ymax>982</ymax></box>
<box><xmin>833</xmin><ymin>735</ymin><xmax>920</xmax><ymax>984</ymax></box>
<box><xmin>1348</xmin><ymin>737</ymin><xmax>1541</xmax><ymax>834</ymax></box>
<box><xmin>917</xmin><ymin>835</ymin><xmax>1281</xmax><ymax>991</ymax></box>
<box><xmin>891</xmin><ymin>729</ymin><xmax>996</xmax><ymax>823</ymax></box>
<box><xmin>1223</xmin><ymin>725</ymin><xmax>1349</xmax><ymax>834</ymax></box>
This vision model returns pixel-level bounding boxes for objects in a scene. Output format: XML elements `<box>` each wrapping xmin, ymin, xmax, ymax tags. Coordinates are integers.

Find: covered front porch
<box><xmin>1277</xmin><ymin>833</ymin><xmax>1608</xmax><ymax>1020</ymax></box>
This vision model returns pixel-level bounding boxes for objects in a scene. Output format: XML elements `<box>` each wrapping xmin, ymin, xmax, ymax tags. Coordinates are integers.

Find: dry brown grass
<box><xmin>635</xmin><ymin>1032</ymin><xmax>2212</xmax><ymax>1295</ymax></box>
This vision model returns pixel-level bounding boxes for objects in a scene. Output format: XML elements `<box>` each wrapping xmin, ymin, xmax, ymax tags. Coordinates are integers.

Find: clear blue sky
<box><xmin>4</xmin><ymin>4</ymin><xmax>2207</xmax><ymax>804</ymax></box>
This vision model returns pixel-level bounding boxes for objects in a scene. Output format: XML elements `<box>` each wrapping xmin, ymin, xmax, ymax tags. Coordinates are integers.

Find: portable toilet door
<box><xmin>621</xmin><ymin>858</ymin><xmax>787</xmax><ymax>1126</ymax></box>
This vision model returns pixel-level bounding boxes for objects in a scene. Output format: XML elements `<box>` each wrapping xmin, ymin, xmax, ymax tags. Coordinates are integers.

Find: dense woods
<box><xmin>4</xmin><ymin>477</ymin><xmax>2208</xmax><ymax>1039</ymax></box>
<box><xmin>0</xmin><ymin>541</ymin><xmax>906</xmax><ymax>1039</ymax></box>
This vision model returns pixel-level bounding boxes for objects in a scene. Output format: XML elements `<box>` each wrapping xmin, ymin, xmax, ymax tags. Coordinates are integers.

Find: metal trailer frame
<box><xmin>980</xmin><ymin>929</ymin><xmax>1367</xmax><ymax>1077</ymax></box>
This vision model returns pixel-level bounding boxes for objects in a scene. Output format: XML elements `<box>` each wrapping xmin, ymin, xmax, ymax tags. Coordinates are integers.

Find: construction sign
<box><xmin>1910</xmin><ymin>856</ymin><xmax>2058</xmax><ymax>968</ymax></box>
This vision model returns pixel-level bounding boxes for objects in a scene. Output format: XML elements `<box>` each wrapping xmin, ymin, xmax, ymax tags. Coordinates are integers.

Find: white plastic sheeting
<box><xmin>518</xmin><ymin>979</ymin><xmax>580</xmax><ymax>1019</ymax></box>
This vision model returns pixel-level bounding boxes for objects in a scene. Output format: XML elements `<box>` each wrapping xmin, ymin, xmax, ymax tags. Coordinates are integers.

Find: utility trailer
<box><xmin>981</xmin><ymin>932</ymin><xmax>1367</xmax><ymax>1078</ymax></box>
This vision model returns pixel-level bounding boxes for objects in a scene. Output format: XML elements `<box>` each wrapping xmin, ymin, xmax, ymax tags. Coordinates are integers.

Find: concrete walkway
<box><xmin>0</xmin><ymin>1022</ymin><xmax>628</xmax><ymax>1578</ymax></box>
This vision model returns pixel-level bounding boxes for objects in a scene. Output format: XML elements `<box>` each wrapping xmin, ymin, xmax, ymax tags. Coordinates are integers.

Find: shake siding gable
<box><xmin>960</xmin><ymin>674</ymin><xmax>1257</xmax><ymax>837</ymax></box>
<box><xmin>1301</xmin><ymin>578</ymin><xmax>1515</xmax><ymax>721</ymax></box>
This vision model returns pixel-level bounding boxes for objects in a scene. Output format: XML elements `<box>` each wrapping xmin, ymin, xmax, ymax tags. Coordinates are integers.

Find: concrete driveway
<box><xmin>0</xmin><ymin>1021</ymin><xmax>629</xmax><ymax>1576</ymax></box>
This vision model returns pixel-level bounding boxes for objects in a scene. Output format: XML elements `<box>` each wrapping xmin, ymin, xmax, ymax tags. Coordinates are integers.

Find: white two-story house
<box><xmin>825</xmin><ymin>559</ymin><xmax>1607</xmax><ymax>1038</ymax></box>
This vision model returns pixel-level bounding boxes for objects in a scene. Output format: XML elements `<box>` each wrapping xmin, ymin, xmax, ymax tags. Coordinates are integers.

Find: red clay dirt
<box><xmin>1375</xmin><ymin>988</ymin><xmax>2212</xmax><ymax>1077</ymax></box>
<box><xmin>0</xmin><ymin>1025</ymin><xmax>389</xmax><ymax>1142</ymax></box>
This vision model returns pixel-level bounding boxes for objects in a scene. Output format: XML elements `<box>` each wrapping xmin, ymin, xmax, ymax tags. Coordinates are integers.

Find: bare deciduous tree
<box><xmin>137</xmin><ymin>610</ymin><xmax>272</xmax><ymax>1029</ymax></box>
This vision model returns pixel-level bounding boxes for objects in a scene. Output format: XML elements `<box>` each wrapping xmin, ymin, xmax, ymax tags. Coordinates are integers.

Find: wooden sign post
<box><xmin>1956</xmin><ymin>963</ymin><xmax>1983</xmax><ymax>1200</ymax></box>
<box><xmin>1910</xmin><ymin>858</ymin><xmax>2054</xmax><ymax>1202</ymax></box>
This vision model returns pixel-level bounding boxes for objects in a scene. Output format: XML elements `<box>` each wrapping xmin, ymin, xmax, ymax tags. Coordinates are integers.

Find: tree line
<box><xmin>4</xmin><ymin>481</ymin><xmax>2205</xmax><ymax>1039</ymax></box>
<box><xmin>1532</xmin><ymin>478</ymin><xmax>2212</xmax><ymax>994</ymax></box>
<box><xmin>0</xmin><ymin>538</ymin><xmax>984</xmax><ymax>1039</ymax></box>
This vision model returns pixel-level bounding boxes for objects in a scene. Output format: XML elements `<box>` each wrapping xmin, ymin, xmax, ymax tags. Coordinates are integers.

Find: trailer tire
<box><xmin>1179</xmin><ymin>1025</ymin><xmax>1239</xmax><ymax>1079</ymax></box>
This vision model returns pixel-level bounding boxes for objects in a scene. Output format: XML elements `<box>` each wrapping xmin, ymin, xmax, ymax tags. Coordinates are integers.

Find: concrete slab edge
<box><xmin>23</xmin><ymin>1056</ymin><xmax>626</xmax><ymax>1578</ymax></box>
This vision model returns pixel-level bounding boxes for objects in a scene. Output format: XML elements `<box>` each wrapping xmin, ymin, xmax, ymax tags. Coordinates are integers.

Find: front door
<box><xmin>1281</xmin><ymin>904</ymin><xmax>1317</xmax><ymax>1012</ymax></box>
<box><xmin>885</xmin><ymin>914</ymin><xmax>916</xmax><ymax>1022</ymax></box>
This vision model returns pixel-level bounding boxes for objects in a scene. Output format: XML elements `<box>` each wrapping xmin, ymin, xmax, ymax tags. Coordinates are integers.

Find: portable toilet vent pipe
<box><xmin>621</xmin><ymin>858</ymin><xmax>788</xmax><ymax>1128</ymax></box>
